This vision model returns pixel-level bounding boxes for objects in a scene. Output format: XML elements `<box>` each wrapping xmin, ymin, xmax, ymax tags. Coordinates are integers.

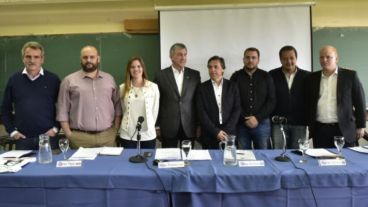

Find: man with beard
<box><xmin>1</xmin><ymin>41</ymin><xmax>60</xmax><ymax>150</ymax></box>
<box><xmin>230</xmin><ymin>47</ymin><xmax>276</xmax><ymax>149</ymax></box>
<box><xmin>57</xmin><ymin>45</ymin><xmax>121</xmax><ymax>148</ymax></box>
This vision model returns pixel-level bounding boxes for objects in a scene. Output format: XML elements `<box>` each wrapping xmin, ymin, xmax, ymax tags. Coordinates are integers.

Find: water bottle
<box><xmin>38</xmin><ymin>134</ymin><xmax>53</xmax><ymax>164</ymax></box>
<box><xmin>219</xmin><ymin>134</ymin><xmax>237</xmax><ymax>166</ymax></box>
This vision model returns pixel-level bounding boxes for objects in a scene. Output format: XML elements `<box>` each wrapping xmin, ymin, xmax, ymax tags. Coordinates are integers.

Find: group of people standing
<box><xmin>0</xmin><ymin>41</ymin><xmax>366</xmax><ymax>151</ymax></box>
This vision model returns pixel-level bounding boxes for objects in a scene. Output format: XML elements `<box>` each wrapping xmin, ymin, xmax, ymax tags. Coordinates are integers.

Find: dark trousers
<box><xmin>161</xmin><ymin>124</ymin><xmax>194</xmax><ymax>148</ymax></box>
<box><xmin>16</xmin><ymin>135</ymin><xmax>60</xmax><ymax>150</ymax></box>
<box><xmin>313</xmin><ymin>122</ymin><xmax>356</xmax><ymax>148</ymax></box>
<box><xmin>118</xmin><ymin>138</ymin><xmax>156</xmax><ymax>149</ymax></box>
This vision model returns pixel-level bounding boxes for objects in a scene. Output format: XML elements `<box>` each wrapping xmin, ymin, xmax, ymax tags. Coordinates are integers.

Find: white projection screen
<box><xmin>159</xmin><ymin>6</ymin><xmax>312</xmax><ymax>81</ymax></box>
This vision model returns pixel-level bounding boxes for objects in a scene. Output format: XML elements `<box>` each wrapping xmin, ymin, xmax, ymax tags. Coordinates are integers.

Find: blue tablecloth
<box><xmin>0</xmin><ymin>148</ymin><xmax>368</xmax><ymax>207</ymax></box>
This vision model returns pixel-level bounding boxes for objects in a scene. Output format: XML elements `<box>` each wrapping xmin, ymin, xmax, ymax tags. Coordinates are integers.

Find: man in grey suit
<box><xmin>154</xmin><ymin>43</ymin><xmax>201</xmax><ymax>148</ymax></box>
<box><xmin>306</xmin><ymin>45</ymin><xmax>366</xmax><ymax>148</ymax></box>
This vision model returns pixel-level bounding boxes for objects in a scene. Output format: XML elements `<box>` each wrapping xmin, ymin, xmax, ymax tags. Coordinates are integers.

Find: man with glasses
<box><xmin>230</xmin><ymin>47</ymin><xmax>276</xmax><ymax>149</ymax></box>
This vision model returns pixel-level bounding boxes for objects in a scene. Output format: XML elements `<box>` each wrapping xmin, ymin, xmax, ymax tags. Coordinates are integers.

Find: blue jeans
<box><xmin>271</xmin><ymin>124</ymin><xmax>307</xmax><ymax>149</ymax></box>
<box><xmin>236</xmin><ymin>119</ymin><xmax>271</xmax><ymax>149</ymax></box>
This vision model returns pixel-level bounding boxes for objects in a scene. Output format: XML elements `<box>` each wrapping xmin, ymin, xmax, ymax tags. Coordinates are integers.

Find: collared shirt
<box><xmin>282</xmin><ymin>68</ymin><xmax>297</xmax><ymax>90</ymax></box>
<box><xmin>211</xmin><ymin>78</ymin><xmax>223</xmax><ymax>124</ymax></box>
<box><xmin>172</xmin><ymin>66</ymin><xmax>184</xmax><ymax>95</ymax></box>
<box><xmin>317</xmin><ymin>68</ymin><xmax>338</xmax><ymax>123</ymax></box>
<box><xmin>22</xmin><ymin>67</ymin><xmax>44</xmax><ymax>81</ymax></box>
<box><xmin>57</xmin><ymin>70</ymin><xmax>121</xmax><ymax>131</ymax></box>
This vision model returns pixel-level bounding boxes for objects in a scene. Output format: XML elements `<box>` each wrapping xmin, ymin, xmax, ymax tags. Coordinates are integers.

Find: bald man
<box><xmin>306</xmin><ymin>45</ymin><xmax>366</xmax><ymax>148</ymax></box>
<box><xmin>57</xmin><ymin>46</ymin><xmax>121</xmax><ymax>148</ymax></box>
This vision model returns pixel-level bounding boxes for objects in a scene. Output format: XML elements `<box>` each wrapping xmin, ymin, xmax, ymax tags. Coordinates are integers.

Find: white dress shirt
<box><xmin>282</xmin><ymin>68</ymin><xmax>297</xmax><ymax>90</ymax></box>
<box><xmin>172</xmin><ymin>66</ymin><xmax>184</xmax><ymax>95</ymax></box>
<box><xmin>316</xmin><ymin>68</ymin><xmax>338</xmax><ymax>123</ymax></box>
<box><xmin>211</xmin><ymin>79</ymin><xmax>223</xmax><ymax>124</ymax></box>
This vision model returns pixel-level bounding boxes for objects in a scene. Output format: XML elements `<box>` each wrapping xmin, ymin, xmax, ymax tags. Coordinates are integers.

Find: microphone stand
<box><xmin>129</xmin><ymin>123</ymin><xmax>146</xmax><ymax>163</ymax></box>
<box><xmin>275</xmin><ymin>119</ymin><xmax>290</xmax><ymax>162</ymax></box>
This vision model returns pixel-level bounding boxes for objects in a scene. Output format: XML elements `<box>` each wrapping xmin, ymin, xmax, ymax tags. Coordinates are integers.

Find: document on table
<box><xmin>99</xmin><ymin>147</ymin><xmax>124</xmax><ymax>156</ymax></box>
<box><xmin>0</xmin><ymin>150</ymin><xmax>33</xmax><ymax>158</ymax></box>
<box><xmin>69</xmin><ymin>147</ymin><xmax>100</xmax><ymax>160</ymax></box>
<box><xmin>236</xmin><ymin>150</ymin><xmax>256</xmax><ymax>160</ymax></box>
<box><xmin>305</xmin><ymin>148</ymin><xmax>338</xmax><ymax>158</ymax></box>
<box><xmin>69</xmin><ymin>147</ymin><xmax>124</xmax><ymax>160</ymax></box>
<box><xmin>349</xmin><ymin>146</ymin><xmax>368</xmax><ymax>154</ymax></box>
<box><xmin>0</xmin><ymin>157</ymin><xmax>36</xmax><ymax>173</ymax></box>
<box><xmin>187</xmin><ymin>150</ymin><xmax>212</xmax><ymax>160</ymax></box>
<box><xmin>155</xmin><ymin>148</ymin><xmax>181</xmax><ymax>160</ymax></box>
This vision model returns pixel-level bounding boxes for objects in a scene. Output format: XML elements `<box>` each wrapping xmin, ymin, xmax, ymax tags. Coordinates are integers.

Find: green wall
<box><xmin>0</xmin><ymin>33</ymin><xmax>160</xmax><ymax>103</ymax></box>
<box><xmin>313</xmin><ymin>28</ymin><xmax>368</xmax><ymax>103</ymax></box>
<box><xmin>1</xmin><ymin>28</ymin><xmax>368</xmax><ymax>104</ymax></box>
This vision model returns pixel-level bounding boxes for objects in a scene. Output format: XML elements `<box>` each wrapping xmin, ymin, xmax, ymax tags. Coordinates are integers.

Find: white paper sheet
<box><xmin>99</xmin><ymin>147</ymin><xmax>124</xmax><ymax>156</ymax></box>
<box><xmin>305</xmin><ymin>148</ymin><xmax>338</xmax><ymax>158</ymax></box>
<box><xmin>0</xmin><ymin>150</ymin><xmax>33</xmax><ymax>158</ymax></box>
<box><xmin>154</xmin><ymin>148</ymin><xmax>181</xmax><ymax>160</ymax></box>
<box><xmin>349</xmin><ymin>146</ymin><xmax>368</xmax><ymax>154</ymax></box>
<box><xmin>69</xmin><ymin>147</ymin><xmax>100</xmax><ymax>160</ymax></box>
<box><xmin>186</xmin><ymin>150</ymin><xmax>212</xmax><ymax>160</ymax></box>
<box><xmin>236</xmin><ymin>150</ymin><xmax>256</xmax><ymax>160</ymax></box>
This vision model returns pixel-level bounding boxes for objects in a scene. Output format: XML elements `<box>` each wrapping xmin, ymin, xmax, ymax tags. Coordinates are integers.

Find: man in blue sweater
<box><xmin>1</xmin><ymin>41</ymin><xmax>60</xmax><ymax>150</ymax></box>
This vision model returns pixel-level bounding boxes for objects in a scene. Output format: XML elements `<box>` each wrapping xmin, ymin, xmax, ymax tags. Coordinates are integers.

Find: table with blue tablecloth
<box><xmin>0</xmin><ymin>148</ymin><xmax>368</xmax><ymax>207</ymax></box>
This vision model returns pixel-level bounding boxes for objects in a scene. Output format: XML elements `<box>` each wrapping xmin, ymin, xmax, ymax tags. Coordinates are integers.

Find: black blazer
<box><xmin>196</xmin><ymin>79</ymin><xmax>241</xmax><ymax>140</ymax></box>
<box><xmin>154</xmin><ymin>67</ymin><xmax>201</xmax><ymax>138</ymax></box>
<box><xmin>306</xmin><ymin>68</ymin><xmax>366</xmax><ymax>143</ymax></box>
<box><xmin>269</xmin><ymin>67</ymin><xmax>310</xmax><ymax>125</ymax></box>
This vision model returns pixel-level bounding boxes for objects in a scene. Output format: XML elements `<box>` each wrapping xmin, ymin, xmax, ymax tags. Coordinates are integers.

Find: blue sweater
<box><xmin>1</xmin><ymin>70</ymin><xmax>60</xmax><ymax>138</ymax></box>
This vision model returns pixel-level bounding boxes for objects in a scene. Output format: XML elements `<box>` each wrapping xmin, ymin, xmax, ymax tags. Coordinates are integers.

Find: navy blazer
<box><xmin>306</xmin><ymin>68</ymin><xmax>366</xmax><ymax>143</ymax></box>
<box><xmin>269</xmin><ymin>67</ymin><xmax>310</xmax><ymax>125</ymax></box>
<box><xmin>154</xmin><ymin>67</ymin><xmax>201</xmax><ymax>138</ymax></box>
<box><xmin>196</xmin><ymin>79</ymin><xmax>241</xmax><ymax>140</ymax></box>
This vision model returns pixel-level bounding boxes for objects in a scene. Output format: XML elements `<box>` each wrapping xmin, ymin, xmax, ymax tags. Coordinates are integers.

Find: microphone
<box><xmin>130</xmin><ymin>116</ymin><xmax>146</xmax><ymax>163</ymax></box>
<box><xmin>272</xmin><ymin>116</ymin><xmax>287</xmax><ymax>124</ymax></box>
<box><xmin>136</xmin><ymin>116</ymin><xmax>144</xmax><ymax>129</ymax></box>
<box><xmin>272</xmin><ymin>116</ymin><xmax>290</xmax><ymax>162</ymax></box>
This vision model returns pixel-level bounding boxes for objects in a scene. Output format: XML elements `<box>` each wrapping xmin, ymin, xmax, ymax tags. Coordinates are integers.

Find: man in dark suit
<box><xmin>269</xmin><ymin>46</ymin><xmax>310</xmax><ymax>149</ymax></box>
<box><xmin>196</xmin><ymin>56</ymin><xmax>241</xmax><ymax>149</ymax></box>
<box><xmin>306</xmin><ymin>45</ymin><xmax>366</xmax><ymax>148</ymax></box>
<box><xmin>154</xmin><ymin>43</ymin><xmax>201</xmax><ymax>148</ymax></box>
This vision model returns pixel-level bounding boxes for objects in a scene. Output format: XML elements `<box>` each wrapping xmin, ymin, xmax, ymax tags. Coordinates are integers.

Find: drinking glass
<box><xmin>59</xmin><ymin>138</ymin><xmax>70</xmax><ymax>160</ymax></box>
<box><xmin>334</xmin><ymin>136</ymin><xmax>345</xmax><ymax>158</ymax></box>
<box><xmin>181</xmin><ymin>140</ymin><xmax>192</xmax><ymax>161</ymax></box>
<box><xmin>298</xmin><ymin>138</ymin><xmax>309</xmax><ymax>163</ymax></box>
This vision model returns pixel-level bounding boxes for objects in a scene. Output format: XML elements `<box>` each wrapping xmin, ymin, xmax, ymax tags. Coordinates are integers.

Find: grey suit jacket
<box><xmin>306</xmin><ymin>68</ymin><xmax>366</xmax><ymax>143</ymax></box>
<box><xmin>154</xmin><ymin>67</ymin><xmax>201</xmax><ymax>139</ymax></box>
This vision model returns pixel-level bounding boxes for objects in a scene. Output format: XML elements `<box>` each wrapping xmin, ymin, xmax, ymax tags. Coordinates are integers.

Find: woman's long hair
<box><xmin>121</xmin><ymin>56</ymin><xmax>149</xmax><ymax>99</ymax></box>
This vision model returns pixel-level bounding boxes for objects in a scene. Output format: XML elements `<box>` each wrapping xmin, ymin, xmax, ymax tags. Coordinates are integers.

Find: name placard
<box><xmin>56</xmin><ymin>160</ymin><xmax>82</xmax><ymax>168</ymax></box>
<box><xmin>158</xmin><ymin>161</ymin><xmax>185</xmax><ymax>168</ymax></box>
<box><xmin>238</xmin><ymin>160</ymin><xmax>265</xmax><ymax>167</ymax></box>
<box><xmin>318</xmin><ymin>159</ymin><xmax>346</xmax><ymax>166</ymax></box>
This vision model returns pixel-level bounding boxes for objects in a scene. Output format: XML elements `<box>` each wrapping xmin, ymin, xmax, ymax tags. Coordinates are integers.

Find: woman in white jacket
<box><xmin>119</xmin><ymin>57</ymin><xmax>160</xmax><ymax>148</ymax></box>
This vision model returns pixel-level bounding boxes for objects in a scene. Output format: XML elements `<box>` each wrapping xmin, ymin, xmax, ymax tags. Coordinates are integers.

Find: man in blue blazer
<box><xmin>269</xmin><ymin>46</ymin><xmax>310</xmax><ymax>149</ymax></box>
<box><xmin>196</xmin><ymin>56</ymin><xmax>241</xmax><ymax>149</ymax></box>
<box><xmin>306</xmin><ymin>45</ymin><xmax>366</xmax><ymax>148</ymax></box>
<box><xmin>154</xmin><ymin>43</ymin><xmax>201</xmax><ymax>148</ymax></box>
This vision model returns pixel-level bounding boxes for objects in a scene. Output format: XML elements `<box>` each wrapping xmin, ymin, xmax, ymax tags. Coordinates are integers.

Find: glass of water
<box><xmin>181</xmin><ymin>140</ymin><xmax>192</xmax><ymax>161</ymax></box>
<box><xmin>334</xmin><ymin>136</ymin><xmax>345</xmax><ymax>158</ymax></box>
<box><xmin>59</xmin><ymin>138</ymin><xmax>70</xmax><ymax>160</ymax></box>
<box><xmin>298</xmin><ymin>138</ymin><xmax>310</xmax><ymax>164</ymax></box>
